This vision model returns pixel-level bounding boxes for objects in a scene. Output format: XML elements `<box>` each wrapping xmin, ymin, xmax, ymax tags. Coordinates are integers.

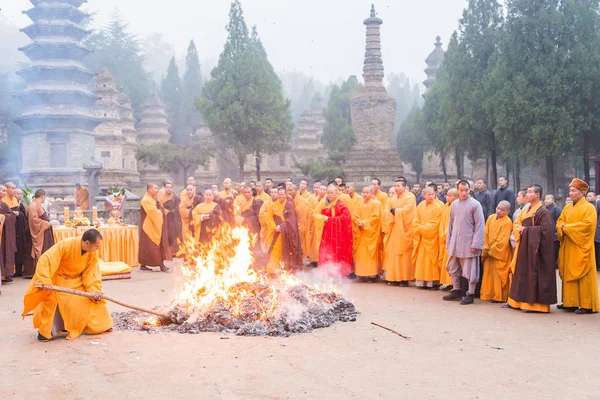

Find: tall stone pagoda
<box><xmin>118</xmin><ymin>92</ymin><xmax>140</xmax><ymax>187</ymax></box>
<box><xmin>344</xmin><ymin>4</ymin><xmax>402</xmax><ymax>186</ymax></box>
<box><xmin>93</xmin><ymin>68</ymin><xmax>127</xmax><ymax>188</ymax></box>
<box><xmin>136</xmin><ymin>90</ymin><xmax>171</xmax><ymax>184</ymax></box>
<box><xmin>15</xmin><ymin>0</ymin><xmax>101</xmax><ymax>194</ymax></box>
<box><xmin>292</xmin><ymin>93</ymin><xmax>326</xmax><ymax>164</ymax></box>
<box><xmin>423</xmin><ymin>36</ymin><xmax>444</xmax><ymax>97</ymax></box>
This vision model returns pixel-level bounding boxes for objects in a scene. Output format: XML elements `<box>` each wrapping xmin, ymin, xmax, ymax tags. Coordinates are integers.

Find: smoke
<box><xmin>0</xmin><ymin>72</ymin><xmax>24</xmax><ymax>178</ymax></box>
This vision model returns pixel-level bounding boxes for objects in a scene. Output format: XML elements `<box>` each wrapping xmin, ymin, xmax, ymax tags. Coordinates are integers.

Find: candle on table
<box><xmin>64</xmin><ymin>207</ymin><xmax>69</xmax><ymax>223</ymax></box>
<box><xmin>92</xmin><ymin>206</ymin><xmax>98</xmax><ymax>224</ymax></box>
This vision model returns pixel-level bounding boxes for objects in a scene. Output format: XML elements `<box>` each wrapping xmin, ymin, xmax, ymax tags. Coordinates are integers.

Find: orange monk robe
<box><xmin>346</xmin><ymin>193</ymin><xmax>363</xmax><ymax>254</ymax></box>
<box><xmin>73</xmin><ymin>186</ymin><xmax>90</xmax><ymax>211</ymax></box>
<box><xmin>22</xmin><ymin>237</ymin><xmax>113</xmax><ymax>340</ymax></box>
<box><xmin>480</xmin><ymin>214</ymin><xmax>513</xmax><ymax>302</ymax></box>
<box><xmin>413</xmin><ymin>200</ymin><xmax>443</xmax><ymax>285</ymax></box>
<box><xmin>179</xmin><ymin>192</ymin><xmax>202</xmax><ymax>243</ymax></box>
<box><xmin>2</xmin><ymin>195</ymin><xmax>18</xmax><ymax>209</ymax></box>
<box><xmin>310</xmin><ymin>197</ymin><xmax>328</xmax><ymax>263</ymax></box>
<box><xmin>383</xmin><ymin>191</ymin><xmax>416</xmax><ymax>282</ymax></box>
<box><xmin>438</xmin><ymin>202</ymin><xmax>453</xmax><ymax>285</ymax></box>
<box><xmin>339</xmin><ymin>193</ymin><xmax>351</xmax><ymax>205</ymax></box>
<box><xmin>303</xmin><ymin>194</ymin><xmax>320</xmax><ymax>262</ymax></box>
<box><xmin>353</xmin><ymin>198</ymin><xmax>382</xmax><ymax>277</ymax></box>
<box><xmin>192</xmin><ymin>202</ymin><xmax>220</xmax><ymax>242</ymax></box>
<box><xmin>234</xmin><ymin>195</ymin><xmax>253</xmax><ymax>225</ymax></box>
<box><xmin>265</xmin><ymin>200</ymin><xmax>287</xmax><ymax>273</ymax></box>
<box><xmin>259</xmin><ymin>199</ymin><xmax>273</xmax><ymax>253</ymax></box>
<box><xmin>141</xmin><ymin>194</ymin><xmax>162</xmax><ymax>246</ymax></box>
<box><xmin>557</xmin><ymin>200</ymin><xmax>600</xmax><ymax>312</ymax></box>
<box><xmin>257</xmin><ymin>190</ymin><xmax>270</xmax><ymax>204</ymax></box>
<box><xmin>292</xmin><ymin>195</ymin><xmax>310</xmax><ymax>256</ymax></box>
<box><xmin>374</xmin><ymin>190</ymin><xmax>388</xmax><ymax>207</ymax></box>
<box><xmin>374</xmin><ymin>190</ymin><xmax>389</xmax><ymax>267</ymax></box>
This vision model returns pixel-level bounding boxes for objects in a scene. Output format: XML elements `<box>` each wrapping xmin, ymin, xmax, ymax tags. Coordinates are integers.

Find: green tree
<box><xmin>321</xmin><ymin>76</ymin><xmax>361</xmax><ymax>165</ymax></box>
<box><xmin>198</xmin><ymin>1</ymin><xmax>292</xmax><ymax>180</ymax></box>
<box><xmin>161</xmin><ymin>57</ymin><xmax>182</xmax><ymax>141</ymax></box>
<box><xmin>136</xmin><ymin>141</ymin><xmax>213</xmax><ymax>185</ymax></box>
<box><xmin>85</xmin><ymin>11</ymin><xmax>152</xmax><ymax>113</ymax></box>
<box><xmin>421</xmin><ymin>77</ymin><xmax>450</xmax><ymax>182</ymax></box>
<box><xmin>179</xmin><ymin>40</ymin><xmax>203</xmax><ymax>145</ymax></box>
<box><xmin>397</xmin><ymin>105</ymin><xmax>427</xmax><ymax>183</ymax></box>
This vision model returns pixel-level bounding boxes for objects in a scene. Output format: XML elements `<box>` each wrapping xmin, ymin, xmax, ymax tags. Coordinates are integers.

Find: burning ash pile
<box><xmin>113</xmin><ymin>227</ymin><xmax>356</xmax><ymax>337</ymax></box>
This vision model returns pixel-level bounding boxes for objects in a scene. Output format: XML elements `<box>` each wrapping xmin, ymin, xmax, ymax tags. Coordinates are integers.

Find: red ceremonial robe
<box><xmin>318</xmin><ymin>198</ymin><xmax>353</xmax><ymax>276</ymax></box>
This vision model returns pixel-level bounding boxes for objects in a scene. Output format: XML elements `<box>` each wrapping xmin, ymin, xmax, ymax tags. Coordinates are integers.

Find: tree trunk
<box><xmin>454</xmin><ymin>149</ymin><xmax>464</xmax><ymax>178</ymax></box>
<box><xmin>416</xmin><ymin>170</ymin><xmax>421</xmax><ymax>184</ymax></box>
<box><xmin>255</xmin><ymin>150</ymin><xmax>261</xmax><ymax>181</ymax></box>
<box><xmin>546</xmin><ymin>156</ymin><xmax>556</xmax><ymax>196</ymax></box>
<box><xmin>505</xmin><ymin>159</ymin><xmax>510</xmax><ymax>182</ymax></box>
<box><xmin>238</xmin><ymin>154</ymin><xmax>245</xmax><ymax>182</ymax></box>
<box><xmin>515</xmin><ymin>156</ymin><xmax>521</xmax><ymax>191</ymax></box>
<box><xmin>182</xmin><ymin>165</ymin><xmax>192</xmax><ymax>186</ymax></box>
<box><xmin>490</xmin><ymin>131</ymin><xmax>498</xmax><ymax>190</ymax></box>
<box><xmin>485</xmin><ymin>158</ymin><xmax>490</xmax><ymax>186</ymax></box>
<box><xmin>583</xmin><ymin>133</ymin><xmax>591</xmax><ymax>183</ymax></box>
<box><xmin>440</xmin><ymin>151</ymin><xmax>448</xmax><ymax>182</ymax></box>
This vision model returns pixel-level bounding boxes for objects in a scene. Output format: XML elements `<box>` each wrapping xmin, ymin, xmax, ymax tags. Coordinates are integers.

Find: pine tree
<box><xmin>161</xmin><ymin>57</ymin><xmax>182</xmax><ymax>142</ymax></box>
<box><xmin>180</xmin><ymin>40</ymin><xmax>203</xmax><ymax>145</ymax></box>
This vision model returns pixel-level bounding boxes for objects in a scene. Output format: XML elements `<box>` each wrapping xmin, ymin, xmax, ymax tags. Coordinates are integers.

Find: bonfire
<box><xmin>113</xmin><ymin>226</ymin><xmax>357</xmax><ymax>337</ymax></box>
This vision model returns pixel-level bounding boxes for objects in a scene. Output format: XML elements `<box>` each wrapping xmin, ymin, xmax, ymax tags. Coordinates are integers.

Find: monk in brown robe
<box><xmin>73</xmin><ymin>183</ymin><xmax>90</xmax><ymax>211</ymax></box>
<box><xmin>0</xmin><ymin>185</ymin><xmax>17</xmax><ymax>283</ymax></box>
<box><xmin>4</xmin><ymin>182</ymin><xmax>27</xmax><ymax>278</ymax></box>
<box><xmin>218</xmin><ymin>178</ymin><xmax>237</xmax><ymax>225</ymax></box>
<box><xmin>157</xmin><ymin>180</ymin><xmax>182</xmax><ymax>254</ymax></box>
<box><xmin>505</xmin><ymin>185</ymin><xmax>557</xmax><ymax>313</ymax></box>
<box><xmin>139</xmin><ymin>183</ymin><xmax>172</xmax><ymax>272</ymax></box>
<box><xmin>179</xmin><ymin>184</ymin><xmax>203</xmax><ymax>243</ymax></box>
<box><xmin>265</xmin><ymin>187</ymin><xmax>303</xmax><ymax>273</ymax></box>
<box><xmin>24</xmin><ymin>189</ymin><xmax>54</xmax><ymax>278</ymax></box>
<box><xmin>192</xmin><ymin>190</ymin><xmax>222</xmax><ymax>243</ymax></box>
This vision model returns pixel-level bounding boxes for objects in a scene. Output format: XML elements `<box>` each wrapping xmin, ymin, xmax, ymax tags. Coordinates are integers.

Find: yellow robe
<box><xmin>413</xmin><ymin>200</ymin><xmax>443</xmax><ymax>284</ymax></box>
<box><xmin>556</xmin><ymin>200</ymin><xmax>600</xmax><ymax>311</ymax></box>
<box><xmin>234</xmin><ymin>195</ymin><xmax>253</xmax><ymax>226</ymax></box>
<box><xmin>293</xmin><ymin>195</ymin><xmax>310</xmax><ymax>256</ymax></box>
<box><xmin>141</xmin><ymin>193</ymin><xmax>163</xmax><ymax>246</ymax></box>
<box><xmin>374</xmin><ymin>190</ymin><xmax>388</xmax><ymax>268</ymax></box>
<box><xmin>507</xmin><ymin>202</ymin><xmax>550</xmax><ymax>312</ymax></box>
<box><xmin>259</xmin><ymin>199</ymin><xmax>273</xmax><ymax>253</ymax></box>
<box><xmin>265</xmin><ymin>200</ymin><xmax>287</xmax><ymax>273</ymax></box>
<box><xmin>179</xmin><ymin>193</ymin><xmax>198</xmax><ymax>243</ymax></box>
<box><xmin>438</xmin><ymin>203</ymin><xmax>452</xmax><ymax>285</ymax></box>
<box><xmin>346</xmin><ymin>193</ymin><xmax>364</xmax><ymax>255</ymax></box>
<box><xmin>383</xmin><ymin>191</ymin><xmax>416</xmax><ymax>282</ymax></box>
<box><xmin>257</xmin><ymin>190</ymin><xmax>270</xmax><ymax>203</ymax></box>
<box><xmin>22</xmin><ymin>237</ymin><xmax>113</xmax><ymax>340</ymax></box>
<box><xmin>480</xmin><ymin>214</ymin><xmax>513</xmax><ymax>302</ymax></box>
<box><xmin>192</xmin><ymin>202</ymin><xmax>218</xmax><ymax>241</ymax></box>
<box><xmin>3</xmin><ymin>195</ymin><xmax>18</xmax><ymax>209</ymax></box>
<box><xmin>374</xmin><ymin>190</ymin><xmax>388</xmax><ymax>207</ymax></box>
<box><xmin>353</xmin><ymin>198</ymin><xmax>382</xmax><ymax>277</ymax></box>
<box><xmin>309</xmin><ymin>197</ymin><xmax>327</xmax><ymax>262</ymax></box>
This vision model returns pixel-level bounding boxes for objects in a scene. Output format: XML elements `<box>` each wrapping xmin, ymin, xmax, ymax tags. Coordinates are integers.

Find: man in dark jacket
<box><xmin>493</xmin><ymin>176</ymin><xmax>515</xmax><ymax>219</ymax></box>
<box><xmin>544</xmin><ymin>194</ymin><xmax>562</xmax><ymax>267</ymax></box>
<box><xmin>474</xmin><ymin>178</ymin><xmax>495</xmax><ymax>220</ymax></box>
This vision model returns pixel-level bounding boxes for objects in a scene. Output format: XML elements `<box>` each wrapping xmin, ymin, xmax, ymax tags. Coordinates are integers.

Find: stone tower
<box><xmin>93</xmin><ymin>68</ymin><xmax>127</xmax><ymax>188</ymax></box>
<box><xmin>344</xmin><ymin>4</ymin><xmax>402</xmax><ymax>186</ymax></box>
<box><xmin>293</xmin><ymin>93</ymin><xmax>326</xmax><ymax>164</ymax></box>
<box><xmin>423</xmin><ymin>36</ymin><xmax>444</xmax><ymax>97</ymax></box>
<box><xmin>118</xmin><ymin>92</ymin><xmax>140</xmax><ymax>187</ymax></box>
<box><xmin>137</xmin><ymin>90</ymin><xmax>171</xmax><ymax>184</ymax></box>
<box><xmin>15</xmin><ymin>0</ymin><xmax>101</xmax><ymax>195</ymax></box>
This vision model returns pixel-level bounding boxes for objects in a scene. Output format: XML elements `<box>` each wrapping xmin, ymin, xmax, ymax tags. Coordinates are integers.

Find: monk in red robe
<box><xmin>139</xmin><ymin>183</ymin><xmax>172</xmax><ymax>272</ymax></box>
<box><xmin>157</xmin><ymin>180</ymin><xmax>182</xmax><ymax>254</ymax></box>
<box><xmin>314</xmin><ymin>184</ymin><xmax>353</xmax><ymax>276</ymax></box>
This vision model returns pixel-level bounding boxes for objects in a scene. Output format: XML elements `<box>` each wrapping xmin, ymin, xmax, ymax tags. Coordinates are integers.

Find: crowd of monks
<box><xmin>138</xmin><ymin>175</ymin><xmax>599</xmax><ymax>314</ymax></box>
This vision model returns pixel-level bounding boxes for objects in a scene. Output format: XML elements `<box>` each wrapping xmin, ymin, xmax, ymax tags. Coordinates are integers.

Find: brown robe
<box><xmin>74</xmin><ymin>186</ymin><xmax>90</xmax><ymax>211</ymax></box>
<box><xmin>0</xmin><ymin>202</ymin><xmax>17</xmax><ymax>278</ymax></box>
<box><xmin>139</xmin><ymin>199</ymin><xmax>172</xmax><ymax>267</ymax></box>
<box><xmin>273</xmin><ymin>197</ymin><xmax>303</xmax><ymax>271</ymax></box>
<box><xmin>24</xmin><ymin>200</ymin><xmax>54</xmax><ymax>277</ymax></box>
<box><xmin>509</xmin><ymin>205</ymin><xmax>557</xmax><ymax>305</ymax></box>
<box><xmin>198</xmin><ymin>204</ymin><xmax>222</xmax><ymax>243</ymax></box>
<box><xmin>241</xmin><ymin>199</ymin><xmax>264</xmax><ymax>255</ymax></box>
<box><xmin>159</xmin><ymin>194</ymin><xmax>183</xmax><ymax>254</ymax></box>
<box><xmin>217</xmin><ymin>191</ymin><xmax>236</xmax><ymax>226</ymax></box>
<box><xmin>181</xmin><ymin>194</ymin><xmax>203</xmax><ymax>240</ymax></box>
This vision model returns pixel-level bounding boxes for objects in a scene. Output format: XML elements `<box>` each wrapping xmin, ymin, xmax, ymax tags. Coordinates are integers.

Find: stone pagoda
<box><xmin>93</xmin><ymin>68</ymin><xmax>127</xmax><ymax>188</ymax></box>
<box><xmin>136</xmin><ymin>90</ymin><xmax>171</xmax><ymax>184</ymax></box>
<box><xmin>118</xmin><ymin>92</ymin><xmax>140</xmax><ymax>187</ymax></box>
<box><xmin>423</xmin><ymin>36</ymin><xmax>444</xmax><ymax>97</ymax></box>
<box><xmin>292</xmin><ymin>93</ymin><xmax>326</xmax><ymax>165</ymax></box>
<box><xmin>15</xmin><ymin>0</ymin><xmax>101</xmax><ymax>195</ymax></box>
<box><xmin>344</xmin><ymin>4</ymin><xmax>402</xmax><ymax>185</ymax></box>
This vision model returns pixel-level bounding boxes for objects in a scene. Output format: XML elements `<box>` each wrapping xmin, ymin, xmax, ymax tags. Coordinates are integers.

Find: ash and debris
<box><xmin>112</xmin><ymin>284</ymin><xmax>356</xmax><ymax>337</ymax></box>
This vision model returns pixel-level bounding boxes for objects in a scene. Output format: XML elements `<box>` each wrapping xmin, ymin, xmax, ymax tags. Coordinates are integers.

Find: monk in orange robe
<box><xmin>353</xmin><ymin>186</ymin><xmax>381</xmax><ymax>280</ymax></box>
<box><xmin>179</xmin><ymin>185</ymin><xmax>203</xmax><ymax>243</ymax></box>
<box><xmin>413</xmin><ymin>187</ymin><xmax>443</xmax><ymax>288</ymax></box>
<box><xmin>259</xmin><ymin>188</ymin><xmax>278</xmax><ymax>254</ymax></box>
<box><xmin>480</xmin><ymin>201</ymin><xmax>513</xmax><ymax>303</ymax></box>
<box><xmin>192</xmin><ymin>190</ymin><xmax>222</xmax><ymax>243</ymax></box>
<box><xmin>371</xmin><ymin>179</ymin><xmax>388</xmax><ymax>270</ymax></box>
<box><xmin>157</xmin><ymin>180</ymin><xmax>182</xmax><ymax>254</ymax></box>
<box><xmin>25</xmin><ymin>189</ymin><xmax>54</xmax><ymax>278</ymax></box>
<box><xmin>256</xmin><ymin>181</ymin><xmax>270</xmax><ymax>203</ymax></box>
<box><xmin>383</xmin><ymin>178</ymin><xmax>416</xmax><ymax>286</ymax></box>
<box><xmin>265</xmin><ymin>187</ymin><xmax>302</xmax><ymax>273</ymax></box>
<box><xmin>139</xmin><ymin>184</ymin><xmax>171</xmax><ymax>272</ymax></box>
<box><xmin>288</xmin><ymin>184</ymin><xmax>310</xmax><ymax>257</ymax></box>
<box><xmin>439</xmin><ymin>188</ymin><xmax>458</xmax><ymax>289</ymax></box>
<box><xmin>556</xmin><ymin>178</ymin><xmax>600</xmax><ymax>314</ymax></box>
<box><xmin>73</xmin><ymin>183</ymin><xmax>90</xmax><ymax>211</ymax></box>
<box><xmin>22</xmin><ymin>230</ymin><xmax>113</xmax><ymax>341</ymax></box>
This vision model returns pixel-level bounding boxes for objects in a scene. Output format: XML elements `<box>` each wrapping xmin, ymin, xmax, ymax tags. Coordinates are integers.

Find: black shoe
<box><xmin>460</xmin><ymin>294</ymin><xmax>474</xmax><ymax>305</ymax></box>
<box><xmin>37</xmin><ymin>333</ymin><xmax>50</xmax><ymax>342</ymax></box>
<box><xmin>441</xmin><ymin>285</ymin><xmax>453</xmax><ymax>292</ymax></box>
<box><xmin>2</xmin><ymin>277</ymin><xmax>13</xmax><ymax>283</ymax></box>
<box><xmin>574</xmin><ymin>308</ymin><xmax>594</xmax><ymax>314</ymax></box>
<box><xmin>490</xmin><ymin>299</ymin><xmax>502</xmax><ymax>304</ymax></box>
<box><xmin>139</xmin><ymin>265</ymin><xmax>152</xmax><ymax>271</ymax></box>
<box><xmin>443</xmin><ymin>290</ymin><xmax>462</xmax><ymax>301</ymax></box>
<box><xmin>398</xmin><ymin>281</ymin><xmax>409</xmax><ymax>287</ymax></box>
<box><xmin>387</xmin><ymin>281</ymin><xmax>400</xmax><ymax>286</ymax></box>
<box><xmin>13</xmin><ymin>273</ymin><xmax>23</xmax><ymax>278</ymax></box>
<box><xmin>347</xmin><ymin>273</ymin><xmax>357</xmax><ymax>280</ymax></box>
<box><xmin>431</xmin><ymin>285</ymin><xmax>441</xmax><ymax>291</ymax></box>
<box><xmin>160</xmin><ymin>265</ymin><xmax>171</xmax><ymax>273</ymax></box>
<box><xmin>557</xmin><ymin>304</ymin><xmax>578</xmax><ymax>312</ymax></box>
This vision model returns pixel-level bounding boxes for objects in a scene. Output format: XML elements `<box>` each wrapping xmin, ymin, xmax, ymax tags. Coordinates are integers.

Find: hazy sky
<box><xmin>1</xmin><ymin>0</ymin><xmax>467</xmax><ymax>85</ymax></box>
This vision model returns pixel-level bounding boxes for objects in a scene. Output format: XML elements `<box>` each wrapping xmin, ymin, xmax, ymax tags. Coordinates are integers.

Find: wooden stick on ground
<box><xmin>34</xmin><ymin>283</ymin><xmax>171</xmax><ymax>320</ymax></box>
<box><xmin>371</xmin><ymin>322</ymin><xmax>411</xmax><ymax>340</ymax></box>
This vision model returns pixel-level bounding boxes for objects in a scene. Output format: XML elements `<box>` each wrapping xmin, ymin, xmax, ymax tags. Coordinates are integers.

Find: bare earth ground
<box><xmin>2</xmin><ymin>263</ymin><xmax>600</xmax><ymax>400</ymax></box>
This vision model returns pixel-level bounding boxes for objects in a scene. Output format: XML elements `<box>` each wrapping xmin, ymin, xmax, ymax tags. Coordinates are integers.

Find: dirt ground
<box><xmin>2</xmin><ymin>265</ymin><xmax>599</xmax><ymax>400</ymax></box>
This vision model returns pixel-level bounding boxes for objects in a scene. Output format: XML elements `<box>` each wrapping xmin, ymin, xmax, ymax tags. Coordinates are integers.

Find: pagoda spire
<box><xmin>361</xmin><ymin>3</ymin><xmax>385</xmax><ymax>91</ymax></box>
<box><xmin>423</xmin><ymin>36</ymin><xmax>445</xmax><ymax>97</ymax></box>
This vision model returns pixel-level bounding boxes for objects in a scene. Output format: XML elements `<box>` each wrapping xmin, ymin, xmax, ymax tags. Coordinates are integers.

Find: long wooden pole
<box><xmin>35</xmin><ymin>283</ymin><xmax>171</xmax><ymax>320</ymax></box>
<box><xmin>371</xmin><ymin>322</ymin><xmax>411</xmax><ymax>340</ymax></box>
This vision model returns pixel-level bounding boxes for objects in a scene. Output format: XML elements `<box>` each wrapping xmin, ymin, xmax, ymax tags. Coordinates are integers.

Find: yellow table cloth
<box><xmin>52</xmin><ymin>225</ymin><xmax>139</xmax><ymax>267</ymax></box>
